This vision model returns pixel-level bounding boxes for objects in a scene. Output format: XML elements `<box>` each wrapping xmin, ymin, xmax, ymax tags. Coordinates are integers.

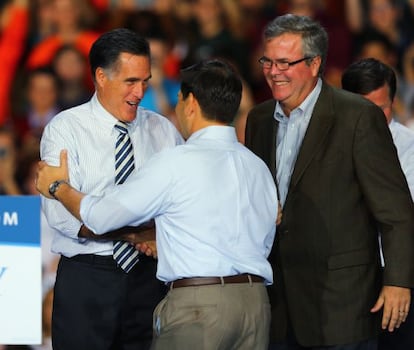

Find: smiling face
<box><xmin>262</xmin><ymin>33</ymin><xmax>320</xmax><ymax>115</ymax></box>
<box><xmin>95</xmin><ymin>52</ymin><xmax>151</xmax><ymax>123</ymax></box>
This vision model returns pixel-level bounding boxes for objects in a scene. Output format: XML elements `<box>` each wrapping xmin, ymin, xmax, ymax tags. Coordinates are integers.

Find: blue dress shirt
<box><xmin>275</xmin><ymin>79</ymin><xmax>322</xmax><ymax>206</ymax></box>
<box><xmin>81</xmin><ymin>126</ymin><xmax>278</xmax><ymax>284</ymax></box>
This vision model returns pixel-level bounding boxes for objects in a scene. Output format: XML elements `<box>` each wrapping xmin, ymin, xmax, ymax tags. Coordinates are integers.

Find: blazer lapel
<box><xmin>249</xmin><ymin>100</ymin><xmax>278</xmax><ymax>180</ymax></box>
<box><xmin>269</xmin><ymin>118</ymin><xmax>278</xmax><ymax>181</ymax></box>
<box><xmin>289</xmin><ymin>83</ymin><xmax>334</xmax><ymax>189</ymax></box>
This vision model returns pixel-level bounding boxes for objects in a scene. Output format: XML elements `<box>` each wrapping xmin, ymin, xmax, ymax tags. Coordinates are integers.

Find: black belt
<box><xmin>65</xmin><ymin>254</ymin><xmax>116</xmax><ymax>266</ymax></box>
<box><xmin>66</xmin><ymin>253</ymin><xmax>154</xmax><ymax>266</ymax></box>
<box><xmin>168</xmin><ymin>273</ymin><xmax>263</xmax><ymax>289</ymax></box>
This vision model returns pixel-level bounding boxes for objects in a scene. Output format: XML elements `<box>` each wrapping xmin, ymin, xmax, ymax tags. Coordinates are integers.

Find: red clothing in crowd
<box><xmin>0</xmin><ymin>4</ymin><xmax>29</xmax><ymax>126</ymax></box>
<box><xmin>25</xmin><ymin>31</ymin><xmax>100</xmax><ymax>71</ymax></box>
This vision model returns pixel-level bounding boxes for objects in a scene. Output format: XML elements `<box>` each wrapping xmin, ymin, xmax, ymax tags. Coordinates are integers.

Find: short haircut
<box><xmin>341</xmin><ymin>58</ymin><xmax>396</xmax><ymax>102</ymax></box>
<box><xmin>180</xmin><ymin>59</ymin><xmax>242</xmax><ymax>125</ymax></box>
<box><xmin>89</xmin><ymin>28</ymin><xmax>150</xmax><ymax>81</ymax></box>
<box><xmin>264</xmin><ymin>14</ymin><xmax>328</xmax><ymax>77</ymax></box>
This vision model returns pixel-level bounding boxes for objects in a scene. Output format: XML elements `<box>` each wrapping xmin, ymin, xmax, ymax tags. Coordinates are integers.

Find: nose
<box><xmin>133</xmin><ymin>82</ymin><xmax>146</xmax><ymax>99</ymax></box>
<box><xmin>269</xmin><ymin>63</ymin><xmax>283</xmax><ymax>74</ymax></box>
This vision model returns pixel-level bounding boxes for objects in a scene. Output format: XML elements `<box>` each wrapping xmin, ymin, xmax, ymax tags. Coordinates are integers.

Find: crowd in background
<box><xmin>1</xmin><ymin>0</ymin><xmax>414</xmax><ymax>348</ymax></box>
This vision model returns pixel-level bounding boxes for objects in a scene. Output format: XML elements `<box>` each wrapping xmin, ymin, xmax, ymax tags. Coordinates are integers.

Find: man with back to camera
<box><xmin>36</xmin><ymin>59</ymin><xmax>279</xmax><ymax>350</ymax></box>
<box><xmin>40</xmin><ymin>28</ymin><xmax>183</xmax><ymax>350</ymax></box>
<box><xmin>245</xmin><ymin>14</ymin><xmax>414</xmax><ymax>349</ymax></box>
<box><xmin>342</xmin><ymin>57</ymin><xmax>414</xmax><ymax>350</ymax></box>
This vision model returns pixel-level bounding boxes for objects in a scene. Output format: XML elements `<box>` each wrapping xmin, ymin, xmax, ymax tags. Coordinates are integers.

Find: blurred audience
<box><xmin>51</xmin><ymin>44</ymin><xmax>93</xmax><ymax>109</ymax></box>
<box><xmin>25</xmin><ymin>0</ymin><xmax>100</xmax><ymax>70</ymax></box>
<box><xmin>26</xmin><ymin>0</ymin><xmax>55</xmax><ymax>50</ymax></box>
<box><xmin>401</xmin><ymin>42</ymin><xmax>414</xmax><ymax>126</ymax></box>
<box><xmin>345</xmin><ymin>0</ymin><xmax>412</xmax><ymax>73</ymax></box>
<box><xmin>180</xmin><ymin>0</ymin><xmax>250</xmax><ymax>82</ymax></box>
<box><xmin>0</xmin><ymin>127</ymin><xmax>21</xmax><ymax>195</ymax></box>
<box><xmin>12</xmin><ymin>67</ymin><xmax>60</xmax><ymax>145</ymax></box>
<box><xmin>0</xmin><ymin>0</ymin><xmax>29</xmax><ymax>127</ymax></box>
<box><xmin>140</xmin><ymin>34</ymin><xmax>180</xmax><ymax>127</ymax></box>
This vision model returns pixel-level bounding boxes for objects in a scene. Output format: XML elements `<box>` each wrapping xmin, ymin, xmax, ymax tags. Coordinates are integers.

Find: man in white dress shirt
<box><xmin>36</xmin><ymin>59</ymin><xmax>278</xmax><ymax>350</ymax></box>
<box><xmin>342</xmin><ymin>57</ymin><xmax>414</xmax><ymax>350</ymax></box>
<box><xmin>40</xmin><ymin>28</ymin><xmax>183</xmax><ymax>350</ymax></box>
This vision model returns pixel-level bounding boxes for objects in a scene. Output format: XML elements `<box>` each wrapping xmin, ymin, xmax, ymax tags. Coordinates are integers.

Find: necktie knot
<box><xmin>114</xmin><ymin>121</ymin><xmax>128</xmax><ymax>135</ymax></box>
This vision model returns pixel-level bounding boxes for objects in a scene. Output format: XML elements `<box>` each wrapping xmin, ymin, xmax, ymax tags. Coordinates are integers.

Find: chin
<box><xmin>123</xmin><ymin>114</ymin><xmax>138</xmax><ymax>123</ymax></box>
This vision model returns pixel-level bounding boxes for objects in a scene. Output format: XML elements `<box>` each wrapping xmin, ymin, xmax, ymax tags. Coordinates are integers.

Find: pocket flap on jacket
<box><xmin>328</xmin><ymin>249</ymin><xmax>373</xmax><ymax>270</ymax></box>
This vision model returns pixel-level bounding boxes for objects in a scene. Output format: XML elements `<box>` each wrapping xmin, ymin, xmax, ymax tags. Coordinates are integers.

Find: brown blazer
<box><xmin>245</xmin><ymin>82</ymin><xmax>414</xmax><ymax>347</ymax></box>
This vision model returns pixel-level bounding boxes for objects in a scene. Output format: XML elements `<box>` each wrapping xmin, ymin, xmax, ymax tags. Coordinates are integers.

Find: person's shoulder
<box><xmin>322</xmin><ymin>83</ymin><xmax>370</xmax><ymax>106</ymax></box>
<box><xmin>137</xmin><ymin>107</ymin><xmax>176</xmax><ymax>129</ymax></box>
<box><xmin>248</xmin><ymin>99</ymin><xmax>276</xmax><ymax>115</ymax></box>
<box><xmin>246</xmin><ymin>99</ymin><xmax>276</xmax><ymax>129</ymax></box>
<box><xmin>391</xmin><ymin>120</ymin><xmax>414</xmax><ymax>145</ymax></box>
<box><xmin>136</xmin><ymin>107</ymin><xmax>183</xmax><ymax>142</ymax></box>
<box><xmin>46</xmin><ymin>101</ymin><xmax>91</xmax><ymax>128</ymax></box>
<box><xmin>321</xmin><ymin>83</ymin><xmax>381</xmax><ymax>118</ymax></box>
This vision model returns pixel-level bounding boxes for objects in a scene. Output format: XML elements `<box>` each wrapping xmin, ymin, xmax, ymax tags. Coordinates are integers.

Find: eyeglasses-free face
<box><xmin>258</xmin><ymin>56</ymin><xmax>315</xmax><ymax>71</ymax></box>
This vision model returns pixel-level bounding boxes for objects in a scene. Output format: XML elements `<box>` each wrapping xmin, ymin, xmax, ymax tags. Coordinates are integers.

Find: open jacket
<box><xmin>245</xmin><ymin>82</ymin><xmax>414</xmax><ymax>347</ymax></box>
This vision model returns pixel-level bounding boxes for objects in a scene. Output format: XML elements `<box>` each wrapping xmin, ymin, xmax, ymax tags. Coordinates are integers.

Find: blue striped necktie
<box><xmin>113</xmin><ymin>121</ymin><xmax>139</xmax><ymax>272</ymax></box>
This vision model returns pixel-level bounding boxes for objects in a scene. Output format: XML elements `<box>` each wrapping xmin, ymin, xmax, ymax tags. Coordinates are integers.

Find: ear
<box><xmin>95</xmin><ymin>67</ymin><xmax>107</xmax><ymax>88</ymax></box>
<box><xmin>310</xmin><ymin>56</ymin><xmax>322</xmax><ymax>77</ymax></box>
<box><xmin>184</xmin><ymin>92</ymin><xmax>197</xmax><ymax>118</ymax></box>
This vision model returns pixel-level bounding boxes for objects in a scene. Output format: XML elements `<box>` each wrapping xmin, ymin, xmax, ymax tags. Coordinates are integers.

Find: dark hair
<box><xmin>353</xmin><ymin>29</ymin><xmax>397</xmax><ymax>61</ymax></box>
<box><xmin>89</xmin><ymin>28</ymin><xmax>150</xmax><ymax>82</ymax></box>
<box><xmin>264</xmin><ymin>14</ymin><xmax>328</xmax><ymax>77</ymax></box>
<box><xmin>180</xmin><ymin>59</ymin><xmax>242</xmax><ymax>124</ymax></box>
<box><xmin>27</xmin><ymin>65</ymin><xmax>58</xmax><ymax>81</ymax></box>
<box><xmin>341</xmin><ymin>58</ymin><xmax>396</xmax><ymax>102</ymax></box>
<box><xmin>25</xmin><ymin>66</ymin><xmax>59</xmax><ymax>93</ymax></box>
<box><xmin>53</xmin><ymin>44</ymin><xmax>86</xmax><ymax>65</ymax></box>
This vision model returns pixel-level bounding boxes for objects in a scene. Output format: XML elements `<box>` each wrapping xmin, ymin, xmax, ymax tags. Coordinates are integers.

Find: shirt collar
<box><xmin>186</xmin><ymin>125</ymin><xmax>238</xmax><ymax>143</ymax></box>
<box><xmin>274</xmin><ymin>78</ymin><xmax>322</xmax><ymax>122</ymax></box>
<box><xmin>90</xmin><ymin>93</ymin><xmax>139</xmax><ymax>135</ymax></box>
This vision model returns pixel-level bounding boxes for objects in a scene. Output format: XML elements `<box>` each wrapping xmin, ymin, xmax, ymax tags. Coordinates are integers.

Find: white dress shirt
<box><xmin>389</xmin><ymin>118</ymin><xmax>414</xmax><ymax>198</ymax></box>
<box><xmin>379</xmin><ymin>118</ymin><xmax>414</xmax><ymax>267</ymax></box>
<box><xmin>41</xmin><ymin>93</ymin><xmax>183</xmax><ymax>257</ymax></box>
<box><xmin>81</xmin><ymin>126</ymin><xmax>278</xmax><ymax>284</ymax></box>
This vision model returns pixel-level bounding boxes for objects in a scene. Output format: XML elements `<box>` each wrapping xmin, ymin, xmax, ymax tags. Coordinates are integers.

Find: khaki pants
<box><xmin>151</xmin><ymin>281</ymin><xmax>270</xmax><ymax>350</ymax></box>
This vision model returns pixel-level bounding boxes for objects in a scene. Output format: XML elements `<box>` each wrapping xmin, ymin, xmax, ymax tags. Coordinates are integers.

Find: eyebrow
<box><xmin>124</xmin><ymin>75</ymin><xmax>152</xmax><ymax>83</ymax></box>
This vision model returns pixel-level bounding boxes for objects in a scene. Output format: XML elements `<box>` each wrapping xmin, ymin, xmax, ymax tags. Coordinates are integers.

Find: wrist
<box><xmin>48</xmin><ymin>179</ymin><xmax>69</xmax><ymax>200</ymax></box>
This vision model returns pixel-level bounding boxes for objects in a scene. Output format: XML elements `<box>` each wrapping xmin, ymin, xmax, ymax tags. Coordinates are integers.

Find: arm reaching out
<box><xmin>37</xmin><ymin>149</ymin><xmax>157</xmax><ymax>244</ymax></box>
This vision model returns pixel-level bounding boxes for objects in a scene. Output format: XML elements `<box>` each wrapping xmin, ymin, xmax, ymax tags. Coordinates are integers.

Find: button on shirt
<box><xmin>275</xmin><ymin>79</ymin><xmax>322</xmax><ymax>206</ymax></box>
<box><xmin>41</xmin><ymin>93</ymin><xmax>184</xmax><ymax>257</ymax></box>
<box><xmin>81</xmin><ymin>126</ymin><xmax>278</xmax><ymax>285</ymax></box>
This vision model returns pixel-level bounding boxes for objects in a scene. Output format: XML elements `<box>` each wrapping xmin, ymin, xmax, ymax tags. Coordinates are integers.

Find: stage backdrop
<box><xmin>0</xmin><ymin>195</ymin><xmax>41</xmax><ymax>345</ymax></box>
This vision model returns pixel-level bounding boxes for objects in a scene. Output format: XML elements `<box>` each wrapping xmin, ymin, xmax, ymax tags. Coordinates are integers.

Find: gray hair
<box><xmin>264</xmin><ymin>14</ymin><xmax>328</xmax><ymax>77</ymax></box>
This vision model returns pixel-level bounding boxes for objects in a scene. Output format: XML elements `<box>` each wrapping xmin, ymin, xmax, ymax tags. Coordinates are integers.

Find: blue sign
<box><xmin>0</xmin><ymin>195</ymin><xmax>42</xmax><ymax>344</ymax></box>
<box><xmin>0</xmin><ymin>195</ymin><xmax>40</xmax><ymax>246</ymax></box>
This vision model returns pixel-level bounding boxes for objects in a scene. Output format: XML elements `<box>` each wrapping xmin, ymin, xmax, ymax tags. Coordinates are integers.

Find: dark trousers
<box><xmin>269</xmin><ymin>340</ymin><xmax>378</xmax><ymax>350</ymax></box>
<box><xmin>52</xmin><ymin>254</ymin><xmax>167</xmax><ymax>350</ymax></box>
<box><xmin>378</xmin><ymin>288</ymin><xmax>414</xmax><ymax>350</ymax></box>
<box><xmin>269</xmin><ymin>324</ymin><xmax>378</xmax><ymax>350</ymax></box>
